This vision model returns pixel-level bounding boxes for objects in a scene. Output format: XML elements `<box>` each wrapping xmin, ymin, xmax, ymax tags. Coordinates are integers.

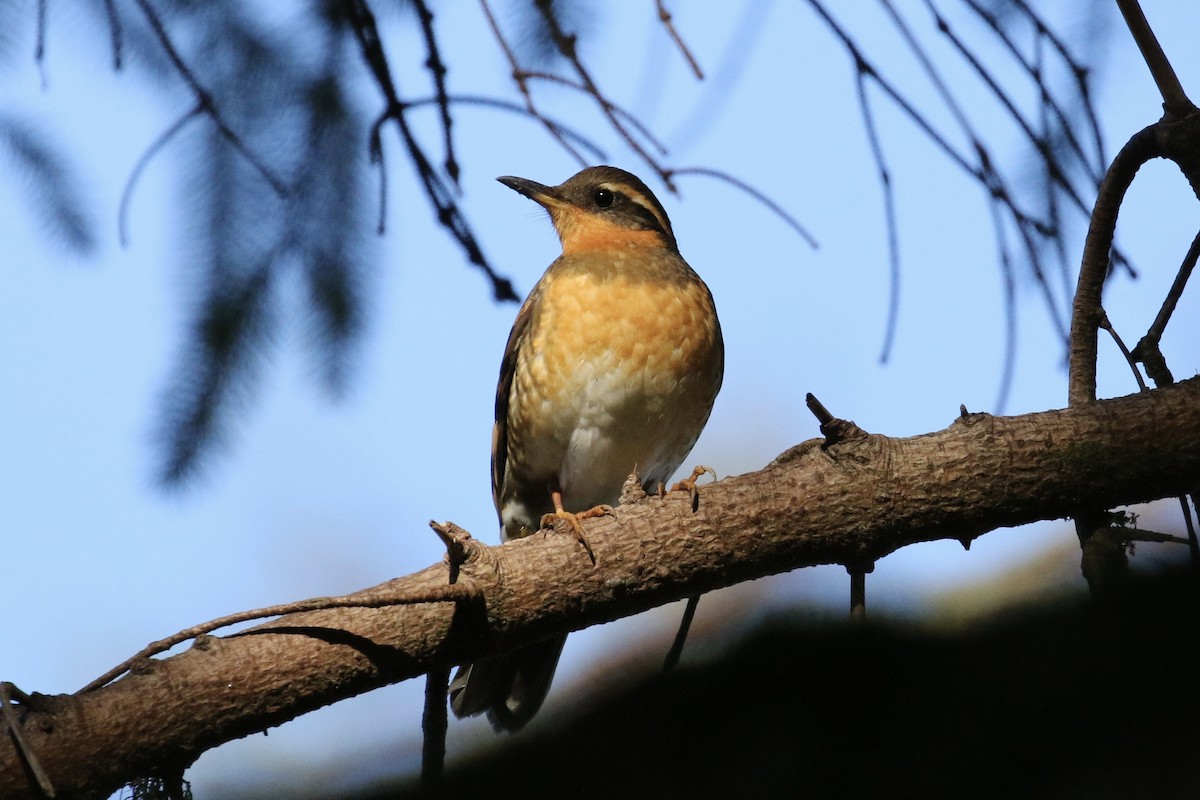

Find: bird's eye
<box><xmin>593</xmin><ymin>188</ymin><xmax>615</xmax><ymax>208</ymax></box>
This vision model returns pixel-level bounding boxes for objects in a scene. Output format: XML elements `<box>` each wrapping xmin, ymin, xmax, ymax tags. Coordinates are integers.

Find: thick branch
<box><xmin>5</xmin><ymin>379</ymin><xmax>1200</xmax><ymax>798</ymax></box>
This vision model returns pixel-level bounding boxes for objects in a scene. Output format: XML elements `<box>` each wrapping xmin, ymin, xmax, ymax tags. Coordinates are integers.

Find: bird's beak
<box><xmin>497</xmin><ymin>176</ymin><xmax>571</xmax><ymax>211</ymax></box>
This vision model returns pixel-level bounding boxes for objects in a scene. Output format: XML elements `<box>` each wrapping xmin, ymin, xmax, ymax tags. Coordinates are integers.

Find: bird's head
<box><xmin>497</xmin><ymin>166</ymin><xmax>677</xmax><ymax>255</ymax></box>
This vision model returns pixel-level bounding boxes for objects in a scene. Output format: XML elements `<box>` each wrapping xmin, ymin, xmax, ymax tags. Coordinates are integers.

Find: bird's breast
<box><xmin>504</xmin><ymin>248</ymin><xmax>723</xmax><ymax>515</ymax></box>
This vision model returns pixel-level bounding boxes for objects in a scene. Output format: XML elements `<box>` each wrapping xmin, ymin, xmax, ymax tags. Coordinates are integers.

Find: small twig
<box><xmin>34</xmin><ymin>0</ymin><xmax>48</xmax><ymax>89</ymax></box>
<box><xmin>81</xmin><ymin>583</ymin><xmax>478</xmax><ymax>693</ymax></box>
<box><xmin>407</xmin><ymin>94</ymin><xmax>606</xmax><ymax>162</ymax></box>
<box><xmin>655</xmin><ymin>0</ymin><xmax>704</xmax><ymax>80</ymax></box>
<box><xmin>102</xmin><ymin>0</ymin><xmax>124</xmax><ymax>70</ymax></box>
<box><xmin>1132</xmin><ymin>227</ymin><xmax>1200</xmax><ymax>387</ymax></box>
<box><xmin>662</xmin><ymin>595</ymin><xmax>700</xmax><ymax>671</ymax></box>
<box><xmin>1097</xmin><ymin>310</ymin><xmax>1148</xmax><ymax>393</ymax></box>
<box><xmin>668</xmin><ymin>167</ymin><xmax>818</xmax><ymax>249</ymax></box>
<box><xmin>984</xmin><ymin>185</ymin><xmax>1017</xmax><ymax>412</ymax></box>
<box><xmin>430</xmin><ymin>520</ymin><xmax>473</xmax><ymax>585</ymax></box>
<box><xmin>1009</xmin><ymin>0</ymin><xmax>1108</xmax><ymax>166</ymax></box>
<box><xmin>1115</xmin><ymin>0</ymin><xmax>1197</xmax><ymax>120</ymax></box>
<box><xmin>132</xmin><ymin>0</ymin><xmax>287</xmax><ymax>196</ymax></box>
<box><xmin>878</xmin><ymin>0</ymin><xmax>1070</xmax><ymax>343</ymax></box>
<box><xmin>520</xmin><ymin>70</ymin><xmax>670</xmax><ymax>157</ymax></box>
<box><xmin>119</xmin><ymin>103</ymin><xmax>204</xmax><ymax>246</ymax></box>
<box><xmin>411</xmin><ymin>0</ymin><xmax>458</xmax><ymax>184</ymax></box>
<box><xmin>421</xmin><ymin>664</ymin><xmax>449</xmax><ymax>787</ymax></box>
<box><xmin>349</xmin><ymin>0</ymin><xmax>517</xmax><ymax>301</ymax></box>
<box><xmin>532</xmin><ymin>0</ymin><xmax>674</xmax><ymax>187</ymax></box>
<box><xmin>805</xmin><ymin>392</ymin><xmax>835</xmax><ymax>426</ymax></box>
<box><xmin>479</xmin><ymin>0</ymin><xmax>587</xmax><ymax>165</ymax></box>
<box><xmin>963</xmin><ymin>0</ymin><xmax>1104</xmax><ymax>183</ymax></box>
<box><xmin>853</xmin><ymin>68</ymin><xmax>901</xmax><ymax>364</ymax></box>
<box><xmin>0</xmin><ymin>682</ymin><xmax>55</xmax><ymax>798</ymax></box>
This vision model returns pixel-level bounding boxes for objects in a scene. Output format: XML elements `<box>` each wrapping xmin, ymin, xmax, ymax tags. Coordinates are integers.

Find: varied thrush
<box><xmin>448</xmin><ymin>165</ymin><xmax>724</xmax><ymax>730</ymax></box>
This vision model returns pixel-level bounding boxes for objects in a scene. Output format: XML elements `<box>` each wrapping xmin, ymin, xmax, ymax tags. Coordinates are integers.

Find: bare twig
<box><xmin>408</xmin><ymin>94</ymin><xmax>606</xmax><ymax>161</ymax></box>
<box><xmin>877</xmin><ymin>0</ymin><xmax>1069</xmax><ymax>344</ymax></box>
<box><xmin>852</xmin><ymin>67</ymin><xmax>902</xmax><ymax>364</ymax></box>
<box><xmin>532</xmin><ymin>0</ymin><xmax>675</xmax><ymax>188</ymax></box>
<box><xmin>421</xmin><ymin>665</ymin><xmax>449</xmax><ymax>786</ymax></box>
<box><xmin>662</xmin><ymin>595</ymin><xmax>700</xmax><ymax>671</ymax></box>
<box><xmin>963</xmin><ymin>0</ymin><xmax>1105</xmax><ymax>182</ymax></box>
<box><xmin>921</xmin><ymin>0</ymin><xmax>1094</xmax><ymax>221</ymax></box>
<box><xmin>1116</xmin><ymin>0</ymin><xmax>1197</xmax><ymax>119</ymax></box>
<box><xmin>1009</xmin><ymin>0</ymin><xmax>1108</xmax><ymax>164</ymax></box>
<box><xmin>479</xmin><ymin>0</ymin><xmax>587</xmax><ymax>165</ymax></box>
<box><xmin>655</xmin><ymin>0</ymin><xmax>704</xmax><ymax>80</ymax></box>
<box><xmin>34</xmin><ymin>0</ymin><xmax>47</xmax><ymax>88</ymax></box>
<box><xmin>102</xmin><ymin>0</ymin><xmax>124</xmax><ymax>70</ymax></box>
<box><xmin>81</xmin><ymin>583</ymin><xmax>479</xmax><ymax>693</ymax></box>
<box><xmin>667</xmin><ymin>167</ymin><xmax>818</xmax><ymax>250</ymax></box>
<box><xmin>1098</xmin><ymin>309</ymin><xmax>1148</xmax><ymax>393</ymax></box>
<box><xmin>411</xmin><ymin>0</ymin><xmax>458</xmax><ymax>184</ymax></box>
<box><xmin>348</xmin><ymin>0</ymin><xmax>517</xmax><ymax>301</ymax></box>
<box><xmin>132</xmin><ymin>0</ymin><xmax>287</xmax><ymax>196</ymax></box>
<box><xmin>1132</xmin><ymin>227</ymin><xmax>1200</xmax><ymax>387</ymax></box>
<box><xmin>119</xmin><ymin>103</ymin><xmax>203</xmax><ymax>246</ymax></box>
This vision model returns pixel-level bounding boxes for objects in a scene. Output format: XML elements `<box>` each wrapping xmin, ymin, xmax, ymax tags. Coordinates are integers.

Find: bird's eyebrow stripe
<box><xmin>602</xmin><ymin>184</ymin><xmax>672</xmax><ymax>239</ymax></box>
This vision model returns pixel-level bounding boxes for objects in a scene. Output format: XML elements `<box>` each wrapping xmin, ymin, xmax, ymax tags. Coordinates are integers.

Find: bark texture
<box><xmin>4</xmin><ymin>378</ymin><xmax>1200</xmax><ymax>799</ymax></box>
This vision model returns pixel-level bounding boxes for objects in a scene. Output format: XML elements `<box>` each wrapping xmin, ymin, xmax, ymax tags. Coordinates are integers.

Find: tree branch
<box><xmin>5</xmin><ymin>379</ymin><xmax>1200</xmax><ymax>798</ymax></box>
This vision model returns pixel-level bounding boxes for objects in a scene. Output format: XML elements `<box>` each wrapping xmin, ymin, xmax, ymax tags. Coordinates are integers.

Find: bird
<box><xmin>448</xmin><ymin>165</ymin><xmax>724</xmax><ymax>731</ymax></box>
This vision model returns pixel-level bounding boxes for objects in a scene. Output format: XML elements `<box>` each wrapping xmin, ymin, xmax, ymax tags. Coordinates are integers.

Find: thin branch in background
<box><xmin>853</xmin><ymin>69</ymin><xmax>902</xmax><ymax>365</ymax></box>
<box><xmin>1132</xmin><ymin>227</ymin><xmax>1200</xmax><ymax>387</ymax></box>
<box><xmin>922</xmin><ymin>0</ymin><xmax>1092</xmax><ymax>221</ymax></box>
<box><xmin>132</xmin><ymin>0</ymin><xmax>288</xmax><ymax>197</ymax></box>
<box><xmin>348</xmin><ymin>0</ymin><xmax>517</xmax><ymax>301</ymax></box>
<box><xmin>102</xmin><ymin>0</ymin><xmax>123</xmax><ymax>70</ymax></box>
<box><xmin>479</xmin><ymin>0</ymin><xmax>588</xmax><ymax>165</ymax></box>
<box><xmin>1098</xmin><ymin>309</ymin><xmax>1148</xmax><ymax>393</ymax></box>
<box><xmin>668</xmin><ymin>166</ymin><xmax>819</xmax><ymax>250</ymax></box>
<box><xmin>522</xmin><ymin>69</ymin><xmax>670</xmax><ymax>156</ymax></box>
<box><xmin>119</xmin><ymin>103</ymin><xmax>203</xmax><ymax>247</ymax></box>
<box><xmin>1032</xmin><ymin>32</ymin><xmax>1076</xmax><ymax>314</ymax></box>
<box><xmin>421</xmin><ymin>666</ymin><xmax>450</xmax><ymax>787</ymax></box>
<box><xmin>963</xmin><ymin>0</ymin><xmax>1104</xmax><ymax>184</ymax></box>
<box><xmin>1009</xmin><ymin>0</ymin><xmax>1108</xmax><ymax>166</ymax></box>
<box><xmin>34</xmin><ymin>0</ymin><xmax>47</xmax><ymax>88</ymax></box>
<box><xmin>985</xmin><ymin>193</ymin><xmax>1018</xmax><ymax>413</ymax></box>
<box><xmin>412</xmin><ymin>0</ymin><xmax>458</xmax><ymax>184</ymax></box>
<box><xmin>410</xmin><ymin>94</ymin><xmax>607</xmax><ymax>162</ymax></box>
<box><xmin>81</xmin><ymin>580</ymin><xmax>479</xmax><ymax>693</ymax></box>
<box><xmin>368</xmin><ymin>118</ymin><xmax>389</xmax><ymax>235</ymax></box>
<box><xmin>877</xmin><ymin>0</ymin><xmax>1069</xmax><ymax>346</ymax></box>
<box><xmin>532</xmin><ymin>0</ymin><xmax>676</xmax><ymax>189</ymax></box>
<box><xmin>655</xmin><ymin>0</ymin><xmax>704</xmax><ymax>80</ymax></box>
<box><xmin>662</xmin><ymin>595</ymin><xmax>700</xmax><ymax>671</ymax></box>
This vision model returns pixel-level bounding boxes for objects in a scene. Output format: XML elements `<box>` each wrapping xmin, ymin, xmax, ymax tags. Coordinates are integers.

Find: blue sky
<box><xmin>4</xmin><ymin>3</ymin><xmax>1199</xmax><ymax>795</ymax></box>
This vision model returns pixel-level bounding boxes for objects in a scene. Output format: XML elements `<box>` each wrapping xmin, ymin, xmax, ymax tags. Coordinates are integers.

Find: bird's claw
<box><xmin>540</xmin><ymin>503</ymin><xmax>612</xmax><ymax>563</ymax></box>
<box><xmin>669</xmin><ymin>465</ymin><xmax>717</xmax><ymax>512</ymax></box>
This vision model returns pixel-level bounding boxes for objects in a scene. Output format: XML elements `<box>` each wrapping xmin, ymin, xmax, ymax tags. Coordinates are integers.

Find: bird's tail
<box><xmin>448</xmin><ymin>635</ymin><xmax>567</xmax><ymax>732</ymax></box>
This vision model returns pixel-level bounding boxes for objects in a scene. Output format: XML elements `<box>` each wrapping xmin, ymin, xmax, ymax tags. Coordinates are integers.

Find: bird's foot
<box><xmin>541</xmin><ymin>492</ymin><xmax>610</xmax><ymax>563</ymax></box>
<box><xmin>667</xmin><ymin>465</ymin><xmax>717</xmax><ymax>512</ymax></box>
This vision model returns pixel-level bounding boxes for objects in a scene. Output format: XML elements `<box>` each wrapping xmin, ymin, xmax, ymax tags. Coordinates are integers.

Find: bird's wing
<box><xmin>492</xmin><ymin>288</ymin><xmax>538</xmax><ymax>527</ymax></box>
